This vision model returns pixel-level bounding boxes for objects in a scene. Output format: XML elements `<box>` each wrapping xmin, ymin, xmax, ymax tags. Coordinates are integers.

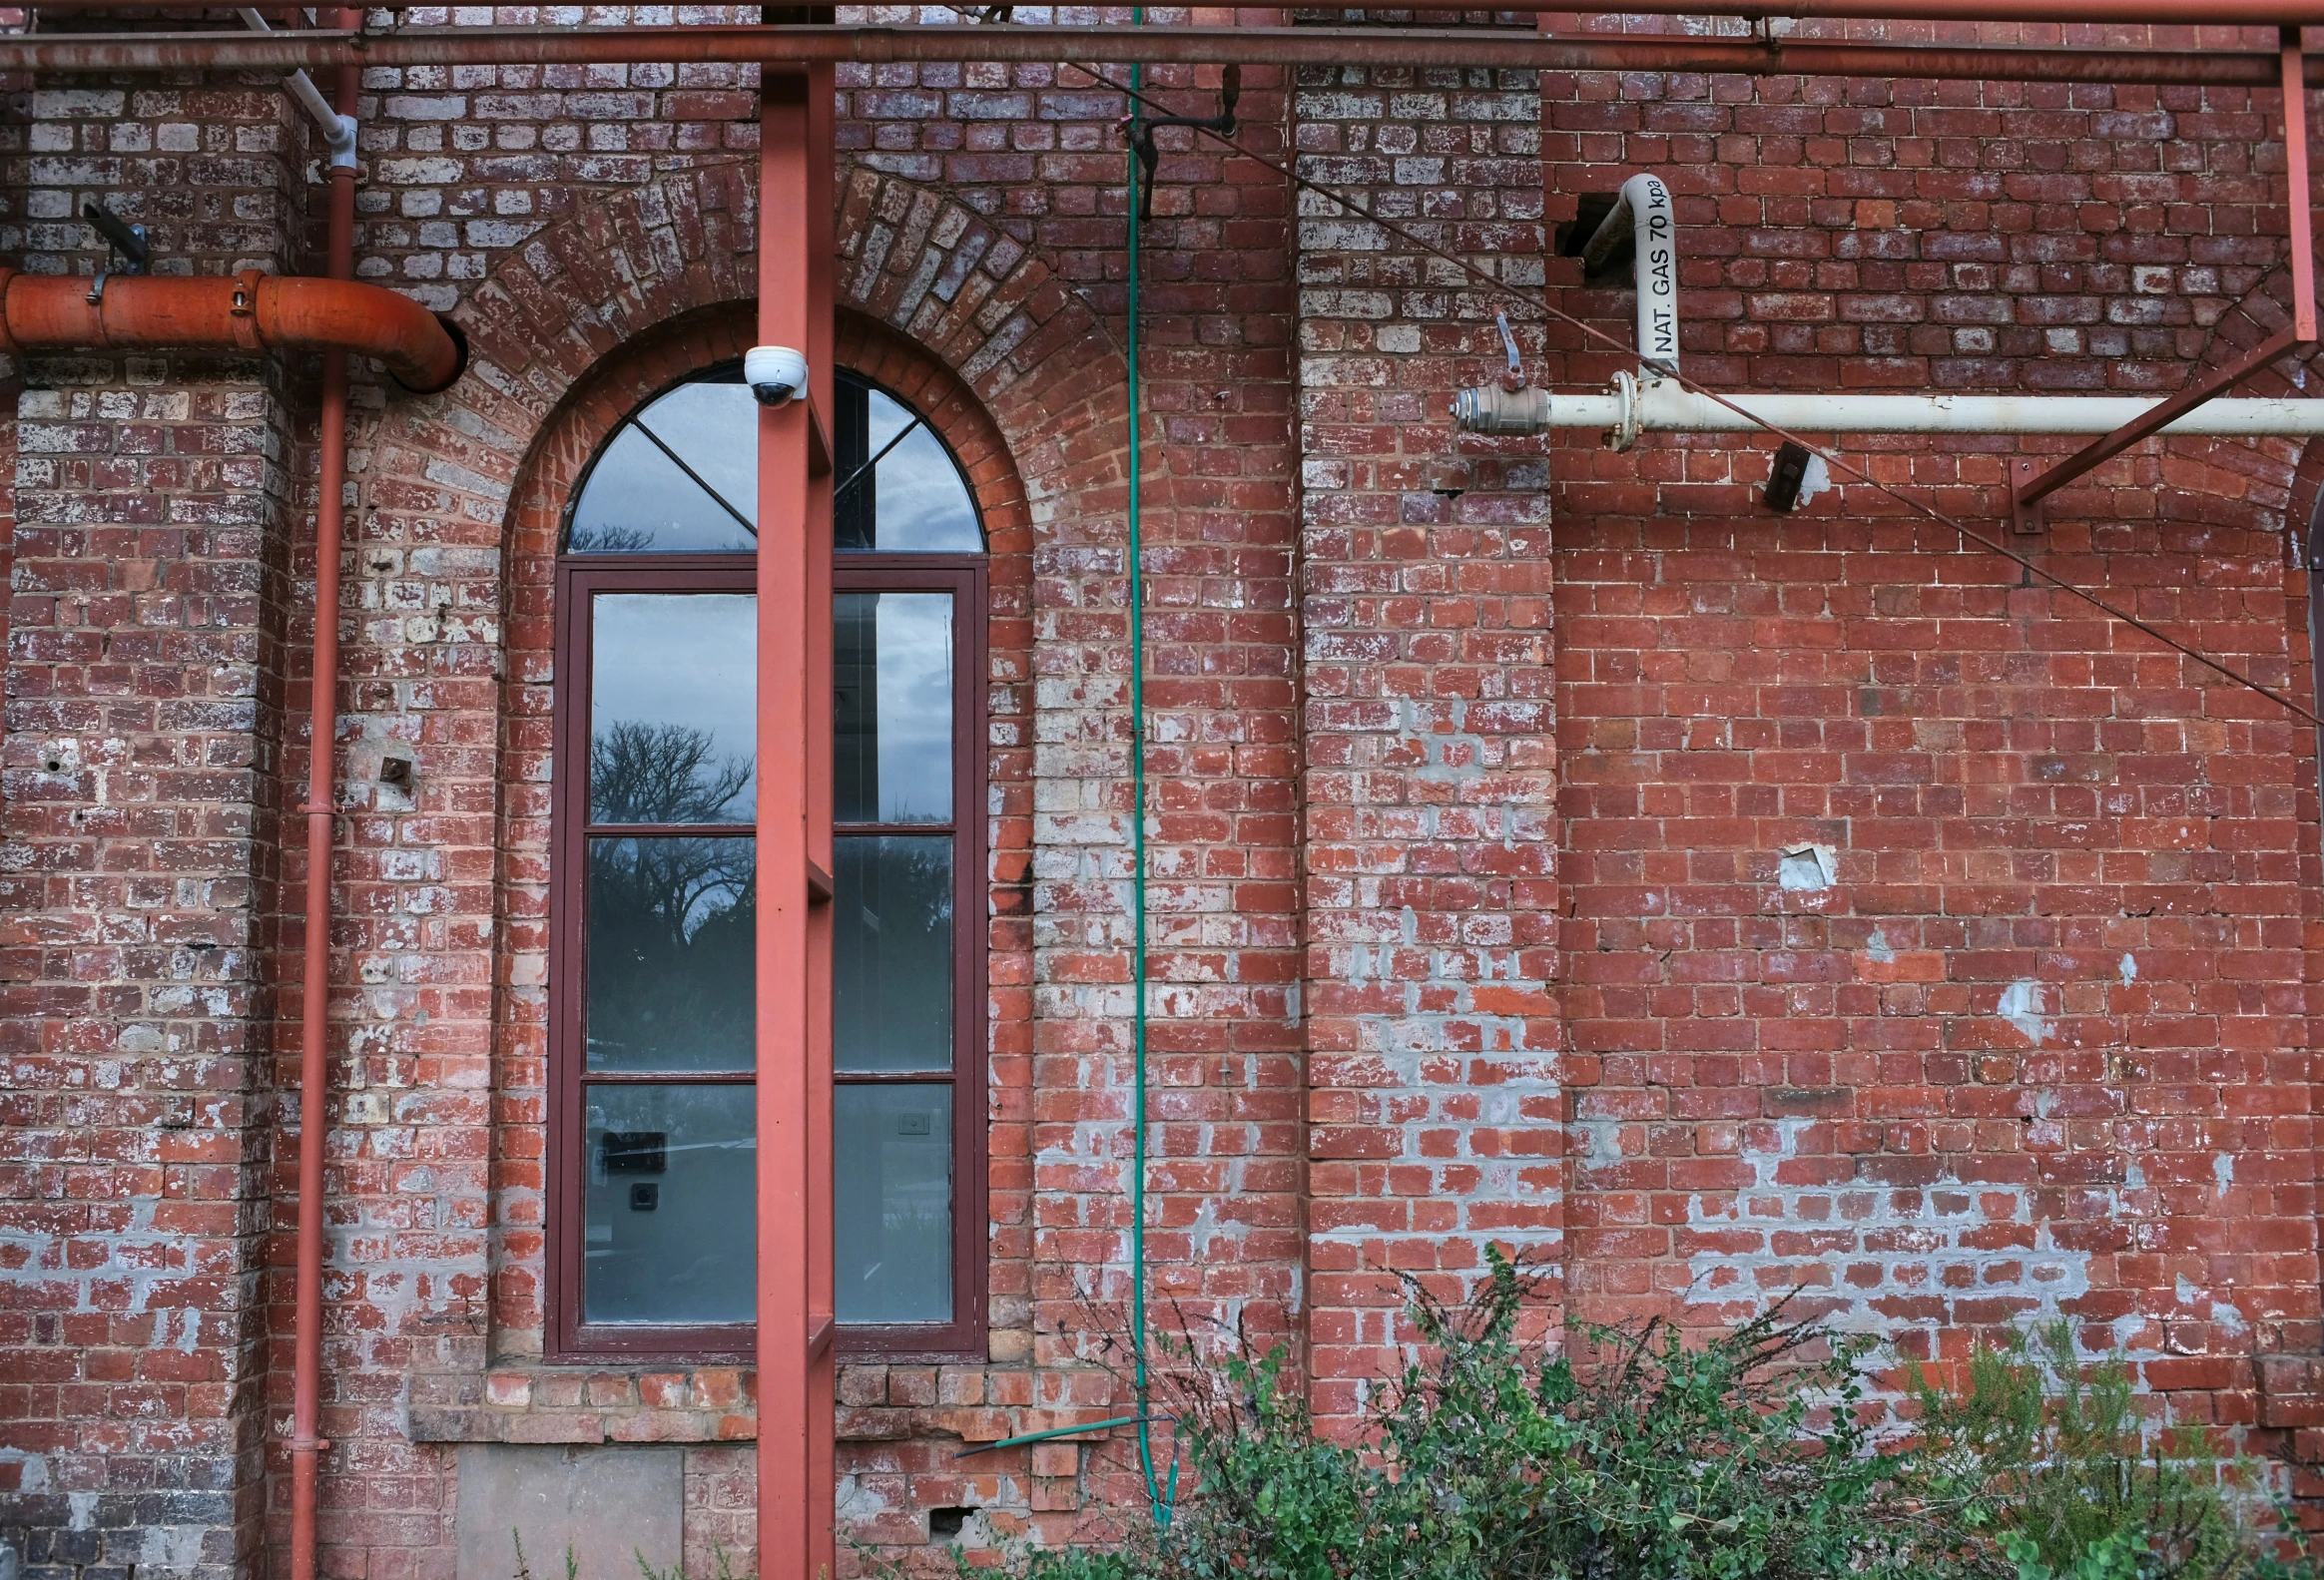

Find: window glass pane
<box><xmin>586</xmin><ymin>836</ymin><xmax>754</xmax><ymax>1073</ymax></box>
<box><xmin>874</xmin><ymin>422</ymin><xmax>982</xmax><ymax>553</ymax></box>
<box><xmin>834</xmin><ymin>379</ymin><xmax>982</xmax><ymax>554</ymax></box>
<box><xmin>835</xmin><ymin>836</ymin><xmax>952</xmax><ymax>1074</ymax></box>
<box><xmin>635</xmin><ymin>381</ymin><xmax>760</xmax><ymax>530</ymax></box>
<box><xmin>867</xmin><ymin>384</ymin><xmax>914</xmax><ymax>455</ymax></box>
<box><xmin>584</xmin><ymin>1083</ymin><xmax>756</xmax><ymax>1324</ymax></box>
<box><xmin>591</xmin><ymin>593</ymin><xmax>756</xmax><ymax>824</ymax></box>
<box><xmin>835</xmin><ymin>592</ymin><xmax>953</xmax><ymax>825</ymax></box>
<box><xmin>836</xmin><ymin>1084</ymin><xmax>953</xmax><ymax>1324</ymax></box>
<box><xmin>566</xmin><ymin>379</ymin><xmax>758</xmax><ymax>554</ymax></box>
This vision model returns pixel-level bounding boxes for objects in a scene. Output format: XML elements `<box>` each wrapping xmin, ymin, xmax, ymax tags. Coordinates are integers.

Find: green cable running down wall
<box><xmin>964</xmin><ymin>21</ymin><xmax>1173</xmax><ymax>1524</ymax></box>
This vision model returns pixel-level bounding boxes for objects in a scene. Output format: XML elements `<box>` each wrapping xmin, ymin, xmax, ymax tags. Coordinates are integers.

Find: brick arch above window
<box><xmin>364</xmin><ymin>161</ymin><xmax>1125</xmax><ymax>556</ymax></box>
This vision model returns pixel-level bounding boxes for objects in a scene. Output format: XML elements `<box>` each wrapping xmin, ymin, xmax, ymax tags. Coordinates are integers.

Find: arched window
<box><xmin>550</xmin><ymin>363</ymin><xmax>987</xmax><ymax>1359</ymax></box>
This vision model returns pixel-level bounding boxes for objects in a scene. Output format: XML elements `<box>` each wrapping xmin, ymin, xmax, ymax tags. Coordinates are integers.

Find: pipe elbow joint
<box><xmin>1580</xmin><ymin>172</ymin><xmax>1681</xmax><ymax>376</ymax></box>
<box><xmin>324</xmin><ymin>113</ymin><xmax>358</xmax><ymax>172</ymax></box>
<box><xmin>0</xmin><ymin>273</ymin><xmax>464</xmax><ymax>395</ymax></box>
<box><xmin>1622</xmin><ymin>174</ymin><xmax>1679</xmax><ymax>376</ymax></box>
<box><xmin>402</xmin><ymin>312</ymin><xmax>467</xmax><ymax>394</ymax></box>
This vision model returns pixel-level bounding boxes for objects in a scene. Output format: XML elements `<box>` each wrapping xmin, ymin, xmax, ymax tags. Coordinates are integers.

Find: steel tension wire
<box><xmin>1052</xmin><ymin>50</ymin><xmax>2323</xmax><ymax>730</ymax></box>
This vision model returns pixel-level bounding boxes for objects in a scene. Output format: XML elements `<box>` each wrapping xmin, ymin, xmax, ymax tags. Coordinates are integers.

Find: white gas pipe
<box><xmin>1586</xmin><ymin>173</ymin><xmax>1679</xmax><ymax>377</ymax></box>
<box><xmin>1456</xmin><ymin>172</ymin><xmax>2324</xmax><ymax>444</ymax></box>
<box><xmin>1518</xmin><ymin>375</ymin><xmax>2324</xmax><ymax>442</ymax></box>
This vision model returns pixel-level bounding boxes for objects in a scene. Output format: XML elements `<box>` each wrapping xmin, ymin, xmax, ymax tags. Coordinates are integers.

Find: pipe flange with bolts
<box><xmin>1607</xmin><ymin>369</ymin><xmax>1643</xmax><ymax>452</ymax></box>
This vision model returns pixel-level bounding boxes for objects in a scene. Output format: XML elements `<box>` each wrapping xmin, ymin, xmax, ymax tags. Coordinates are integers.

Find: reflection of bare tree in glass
<box><xmin>586</xmin><ymin>722</ymin><xmax>756</xmax><ymax>1070</ymax></box>
<box><xmin>566</xmin><ymin>523</ymin><xmax>656</xmax><ymax>554</ymax></box>
<box><xmin>591</xmin><ymin>720</ymin><xmax>750</xmax><ymax>824</ymax></box>
<box><xmin>835</xmin><ymin>836</ymin><xmax>953</xmax><ymax>1071</ymax></box>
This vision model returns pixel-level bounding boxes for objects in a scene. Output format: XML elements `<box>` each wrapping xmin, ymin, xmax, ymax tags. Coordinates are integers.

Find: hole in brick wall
<box><xmin>1777</xmin><ymin>843</ymin><xmax>1834</xmax><ymax>892</ymax></box>
<box><xmin>928</xmin><ymin>1507</ymin><xmax>976</xmax><ymax>1540</ymax></box>
<box><xmin>1555</xmin><ymin>192</ymin><xmax>1630</xmax><ymax>283</ymax></box>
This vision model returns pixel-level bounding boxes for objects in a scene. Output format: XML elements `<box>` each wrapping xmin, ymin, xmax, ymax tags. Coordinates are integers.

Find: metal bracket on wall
<box><xmin>2011</xmin><ymin>26</ymin><xmax>2318</xmax><ymax>534</ymax></box>
<box><xmin>1124</xmin><ymin>64</ymin><xmax>1239</xmax><ymax>223</ymax></box>
<box><xmin>81</xmin><ymin>199</ymin><xmax>150</xmax><ymax>306</ymax></box>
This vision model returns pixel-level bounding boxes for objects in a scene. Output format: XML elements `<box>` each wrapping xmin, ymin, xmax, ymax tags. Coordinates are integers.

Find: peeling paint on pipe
<box><xmin>42</xmin><ymin>0</ymin><xmax>2324</xmax><ymax>16</ymax></box>
<box><xmin>0</xmin><ymin>269</ymin><xmax>463</xmax><ymax>392</ymax></box>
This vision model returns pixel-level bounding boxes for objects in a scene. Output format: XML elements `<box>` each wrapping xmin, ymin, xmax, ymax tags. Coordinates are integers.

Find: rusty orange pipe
<box><xmin>0</xmin><ymin>268</ymin><xmax>461</xmax><ymax>393</ymax></box>
<box><xmin>290</xmin><ymin>21</ymin><xmax>363</xmax><ymax>1580</ymax></box>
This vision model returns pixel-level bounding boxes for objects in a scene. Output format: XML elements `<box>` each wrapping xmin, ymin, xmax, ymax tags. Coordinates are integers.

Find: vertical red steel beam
<box><xmin>803</xmin><ymin>58</ymin><xmax>838</xmax><ymax>1580</ymax></box>
<box><xmin>2289</xmin><ymin>26</ymin><xmax>2316</xmax><ymax>339</ymax></box>
<box><xmin>756</xmin><ymin>66</ymin><xmax>836</xmax><ymax>1580</ymax></box>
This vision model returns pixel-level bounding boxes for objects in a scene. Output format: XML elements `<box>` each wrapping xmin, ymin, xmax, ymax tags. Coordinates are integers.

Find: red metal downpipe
<box><xmin>291</xmin><ymin>23</ymin><xmax>362</xmax><ymax>1580</ymax></box>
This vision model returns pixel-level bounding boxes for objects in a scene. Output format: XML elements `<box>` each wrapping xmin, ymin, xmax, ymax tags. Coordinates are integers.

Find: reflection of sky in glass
<box><xmin>640</xmin><ymin>382</ymin><xmax>759</xmax><ymax>521</ymax></box>
<box><xmin>873</xmin><ymin>593</ymin><xmax>953</xmax><ymax>823</ymax></box>
<box><xmin>861</xmin><ymin>385</ymin><xmax>981</xmax><ymax>554</ymax></box>
<box><xmin>876</xmin><ymin>424</ymin><xmax>981</xmax><ymax>552</ymax></box>
<box><xmin>868</xmin><ymin>385</ymin><xmax>912</xmax><ymax>453</ymax></box>
<box><xmin>567</xmin><ymin>379</ymin><xmax>758</xmax><ymax>553</ymax></box>
<box><xmin>835</xmin><ymin>1082</ymin><xmax>952</xmax><ymax>1323</ymax></box>
<box><xmin>592</xmin><ymin>593</ymin><xmax>758</xmax><ymax>820</ymax></box>
<box><xmin>572</xmin><ymin>372</ymin><xmax>984</xmax><ymax>557</ymax></box>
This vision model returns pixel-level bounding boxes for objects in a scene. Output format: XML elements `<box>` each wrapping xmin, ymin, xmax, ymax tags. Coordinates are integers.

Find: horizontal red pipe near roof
<box><xmin>0</xmin><ymin>268</ymin><xmax>464</xmax><ymax>392</ymax></box>
<box><xmin>0</xmin><ymin>23</ymin><xmax>2309</xmax><ymax>83</ymax></box>
<box><xmin>34</xmin><ymin>0</ymin><xmax>2324</xmax><ymax>14</ymax></box>
<box><xmin>1345</xmin><ymin>0</ymin><xmax>2321</xmax><ymax>15</ymax></box>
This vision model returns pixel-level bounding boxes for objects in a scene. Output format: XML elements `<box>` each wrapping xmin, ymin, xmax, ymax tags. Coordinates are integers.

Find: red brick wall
<box><xmin>1</xmin><ymin>19</ymin><xmax>2322</xmax><ymax>1580</ymax></box>
<box><xmin>1</xmin><ymin>356</ymin><xmax>293</xmax><ymax>1580</ymax></box>
<box><xmin>1539</xmin><ymin>49</ymin><xmax>2323</xmax><ymax>1420</ymax></box>
<box><xmin>1296</xmin><ymin>61</ymin><xmax>1565</xmax><ymax>1425</ymax></box>
<box><xmin>0</xmin><ymin>70</ymin><xmax>312</xmax><ymax>1572</ymax></box>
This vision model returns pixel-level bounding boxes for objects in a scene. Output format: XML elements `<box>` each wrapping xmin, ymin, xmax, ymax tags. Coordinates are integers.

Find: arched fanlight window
<box><xmin>550</xmin><ymin>359</ymin><xmax>989</xmax><ymax>1362</ymax></box>
<box><xmin>564</xmin><ymin>366</ymin><xmax>983</xmax><ymax>555</ymax></box>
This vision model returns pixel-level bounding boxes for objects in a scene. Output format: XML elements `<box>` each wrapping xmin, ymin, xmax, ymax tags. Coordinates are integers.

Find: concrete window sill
<box><xmin>407</xmin><ymin>1366</ymin><xmax>758</xmax><ymax>1445</ymax></box>
<box><xmin>405</xmin><ymin>1361</ymin><xmax>1028</xmax><ymax>1447</ymax></box>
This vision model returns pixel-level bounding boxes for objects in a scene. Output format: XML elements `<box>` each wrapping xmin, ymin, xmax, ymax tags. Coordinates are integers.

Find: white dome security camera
<box><xmin>745</xmin><ymin>344</ymin><xmax>810</xmax><ymax>407</ymax></box>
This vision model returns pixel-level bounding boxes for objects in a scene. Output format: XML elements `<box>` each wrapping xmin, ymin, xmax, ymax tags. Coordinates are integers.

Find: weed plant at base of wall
<box><xmin>869</xmin><ymin>1254</ymin><xmax>2324</xmax><ymax>1580</ymax></box>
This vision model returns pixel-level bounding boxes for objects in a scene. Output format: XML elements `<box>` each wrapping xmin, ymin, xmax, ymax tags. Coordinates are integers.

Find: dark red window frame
<box><xmin>548</xmin><ymin>545</ymin><xmax>988</xmax><ymax>1364</ymax></box>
